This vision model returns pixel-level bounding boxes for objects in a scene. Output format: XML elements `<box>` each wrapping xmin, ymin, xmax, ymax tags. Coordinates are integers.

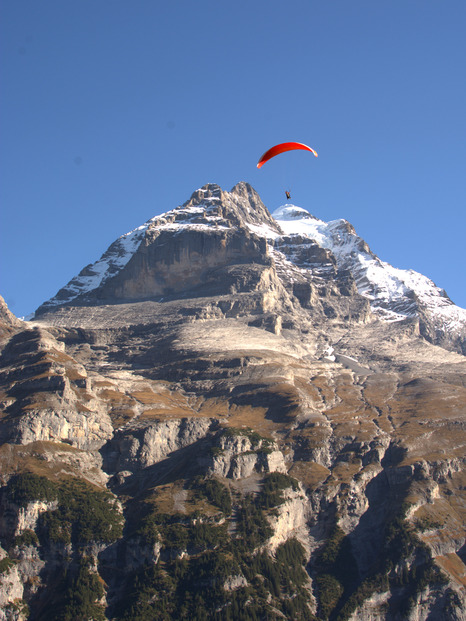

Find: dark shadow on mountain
<box><xmin>228</xmin><ymin>383</ymin><xmax>301</xmax><ymax>423</ymax></box>
<box><xmin>101</xmin><ymin>436</ymin><xmax>212</xmax><ymax>497</ymax></box>
<box><xmin>348</xmin><ymin>466</ymin><xmax>410</xmax><ymax>580</ymax></box>
<box><xmin>457</xmin><ymin>540</ymin><xmax>466</xmax><ymax>564</ymax></box>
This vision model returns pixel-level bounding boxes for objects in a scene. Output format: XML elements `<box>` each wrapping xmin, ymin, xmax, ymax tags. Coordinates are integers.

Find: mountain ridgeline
<box><xmin>0</xmin><ymin>182</ymin><xmax>465</xmax><ymax>620</ymax></box>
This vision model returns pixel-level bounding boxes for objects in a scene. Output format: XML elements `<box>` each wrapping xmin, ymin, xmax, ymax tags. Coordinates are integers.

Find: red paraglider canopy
<box><xmin>257</xmin><ymin>142</ymin><xmax>318</xmax><ymax>168</ymax></box>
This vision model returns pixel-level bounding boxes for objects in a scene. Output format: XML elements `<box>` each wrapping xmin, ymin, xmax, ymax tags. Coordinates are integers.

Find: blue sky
<box><xmin>1</xmin><ymin>0</ymin><xmax>465</xmax><ymax>317</ymax></box>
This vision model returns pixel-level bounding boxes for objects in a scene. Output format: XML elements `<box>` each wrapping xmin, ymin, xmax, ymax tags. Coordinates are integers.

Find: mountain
<box><xmin>35</xmin><ymin>182</ymin><xmax>466</xmax><ymax>355</ymax></box>
<box><xmin>1</xmin><ymin>182</ymin><xmax>465</xmax><ymax>620</ymax></box>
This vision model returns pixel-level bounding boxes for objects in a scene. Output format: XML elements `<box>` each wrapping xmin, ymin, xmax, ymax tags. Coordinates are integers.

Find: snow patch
<box><xmin>42</xmin><ymin>224</ymin><xmax>149</xmax><ymax>309</ymax></box>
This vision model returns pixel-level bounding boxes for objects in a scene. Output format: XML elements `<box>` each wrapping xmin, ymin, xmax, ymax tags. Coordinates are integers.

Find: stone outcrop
<box><xmin>205</xmin><ymin>429</ymin><xmax>287</xmax><ymax>480</ymax></box>
<box><xmin>0</xmin><ymin>295</ymin><xmax>23</xmax><ymax>342</ymax></box>
<box><xmin>0</xmin><ymin>327</ymin><xmax>113</xmax><ymax>450</ymax></box>
<box><xmin>104</xmin><ymin>417</ymin><xmax>217</xmax><ymax>473</ymax></box>
<box><xmin>266</xmin><ymin>485</ymin><xmax>312</xmax><ymax>553</ymax></box>
<box><xmin>0</xmin><ymin>561</ymin><xmax>25</xmax><ymax>621</ymax></box>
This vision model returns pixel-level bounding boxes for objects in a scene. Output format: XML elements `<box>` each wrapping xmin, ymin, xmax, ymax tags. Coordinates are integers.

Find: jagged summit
<box><xmin>34</xmin><ymin>182</ymin><xmax>466</xmax><ymax>354</ymax></box>
<box><xmin>184</xmin><ymin>182</ymin><xmax>280</xmax><ymax>231</ymax></box>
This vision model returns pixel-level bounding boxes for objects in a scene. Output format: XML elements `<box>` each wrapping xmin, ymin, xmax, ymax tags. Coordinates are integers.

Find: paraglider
<box><xmin>257</xmin><ymin>142</ymin><xmax>318</xmax><ymax>168</ymax></box>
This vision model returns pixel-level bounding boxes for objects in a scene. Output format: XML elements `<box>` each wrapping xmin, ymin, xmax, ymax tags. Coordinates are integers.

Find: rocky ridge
<box><xmin>0</xmin><ymin>183</ymin><xmax>465</xmax><ymax>620</ymax></box>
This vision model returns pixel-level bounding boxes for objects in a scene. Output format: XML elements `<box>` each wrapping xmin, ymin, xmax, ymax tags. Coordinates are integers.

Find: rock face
<box><xmin>0</xmin><ymin>295</ymin><xmax>24</xmax><ymax>342</ymax></box>
<box><xmin>35</xmin><ymin>183</ymin><xmax>282</xmax><ymax>313</ymax></box>
<box><xmin>0</xmin><ymin>182</ymin><xmax>465</xmax><ymax>620</ymax></box>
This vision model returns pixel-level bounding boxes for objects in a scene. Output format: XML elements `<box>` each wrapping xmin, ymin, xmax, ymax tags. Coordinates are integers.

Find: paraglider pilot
<box><xmin>285</xmin><ymin>191</ymin><xmax>291</xmax><ymax>200</ymax></box>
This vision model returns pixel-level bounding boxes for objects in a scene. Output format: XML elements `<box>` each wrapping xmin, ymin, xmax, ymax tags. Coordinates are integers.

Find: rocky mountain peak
<box><xmin>35</xmin><ymin>183</ymin><xmax>284</xmax><ymax>316</ymax></box>
<box><xmin>178</xmin><ymin>181</ymin><xmax>282</xmax><ymax>232</ymax></box>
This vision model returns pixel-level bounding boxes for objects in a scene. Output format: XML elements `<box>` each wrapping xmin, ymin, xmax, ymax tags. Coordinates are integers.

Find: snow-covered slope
<box><xmin>270</xmin><ymin>204</ymin><xmax>466</xmax><ymax>347</ymax></box>
<box><xmin>40</xmin><ymin>223</ymin><xmax>151</xmax><ymax>310</ymax></box>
